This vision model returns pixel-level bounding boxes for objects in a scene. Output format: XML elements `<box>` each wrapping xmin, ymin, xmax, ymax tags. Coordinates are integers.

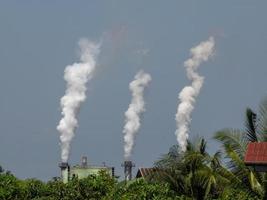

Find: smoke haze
<box><xmin>175</xmin><ymin>37</ymin><xmax>215</xmax><ymax>152</ymax></box>
<box><xmin>57</xmin><ymin>39</ymin><xmax>100</xmax><ymax>162</ymax></box>
<box><xmin>123</xmin><ymin>70</ymin><xmax>152</xmax><ymax>160</ymax></box>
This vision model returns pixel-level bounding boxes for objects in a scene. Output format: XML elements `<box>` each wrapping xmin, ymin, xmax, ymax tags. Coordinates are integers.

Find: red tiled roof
<box><xmin>244</xmin><ymin>142</ymin><xmax>267</xmax><ymax>165</ymax></box>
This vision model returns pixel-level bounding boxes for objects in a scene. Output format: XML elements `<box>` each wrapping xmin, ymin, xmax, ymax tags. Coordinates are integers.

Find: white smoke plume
<box><xmin>57</xmin><ymin>39</ymin><xmax>100</xmax><ymax>163</ymax></box>
<box><xmin>175</xmin><ymin>37</ymin><xmax>215</xmax><ymax>152</ymax></box>
<box><xmin>123</xmin><ymin>70</ymin><xmax>152</xmax><ymax>160</ymax></box>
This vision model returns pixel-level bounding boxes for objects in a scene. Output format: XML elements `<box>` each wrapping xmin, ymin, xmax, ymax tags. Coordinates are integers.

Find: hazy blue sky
<box><xmin>0</xmin><ymin>0</ymin><xmax>267</xmax><ymax>180</ymax></box>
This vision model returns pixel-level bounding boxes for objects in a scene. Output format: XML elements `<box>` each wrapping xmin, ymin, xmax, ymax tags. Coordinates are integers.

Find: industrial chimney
<box><xmin>122</xmin><ymin>161</ymin><xmax>135</xmax><ymax>181</ymax></box>
<box><xmin>81</xmin><ymin>156</ymin><xmax>88</xmax><ymax>168</ymax></box>
<box><xmin>59</xmin><ymin>162</ymin><xmax>70</xmax><ymax>183</ymax></box>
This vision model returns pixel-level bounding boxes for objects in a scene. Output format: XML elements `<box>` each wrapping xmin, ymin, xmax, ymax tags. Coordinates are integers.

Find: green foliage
<box><xmin>154</xmin><ymin>138</ymin><xmax>228</xmax><ymax>200</ymax></box>
<box><xmin>44</xmin><ymin>171</ymin><xmax>116</xmax><ymax>200</ymax></box>
<box><xmin>218</xmin><ymin>187</ymin><xmax>261</xmax><ymax>200</ymax></box>
<box><xmin>214</xmin><ymin>99</ymin><xmax>267</xmax><ymax>199</ymax></box>
<box><xmin>106</xmin><ymin>178</ymin><xmax>178</xmax><ymax>200</ymax></box>
<box><xmin>0</xmin><ymin>173</ymin><xmax>27</xmax><ymax>200</ymax></box>
<box><xmin>24</xmin><ymin>179</ymin><xmax>47</xmax><ymax>199</ymax></box>
<box><xmin>0</xmin><ymin>170</ymin><xmax>179</xmax><ymax>200</ymax></box>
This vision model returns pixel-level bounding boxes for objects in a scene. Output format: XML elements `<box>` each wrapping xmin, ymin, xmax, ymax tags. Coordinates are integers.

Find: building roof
<box><xmin>136</xmin><ymin>168</ymin><xmax>161</xmax><ymax>178</ymax></box>
<box><xmin>245</xmin><ymin>142</ymin><xmax>267</xmax><ymax>165</ymax></box>
<box><xmin>71</xmin><ymin>165</ymin><xmax>112</xmax><ymax>169</ymax></box>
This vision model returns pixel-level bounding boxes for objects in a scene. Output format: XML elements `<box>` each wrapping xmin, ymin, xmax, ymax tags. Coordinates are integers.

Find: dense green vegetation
<box><xmin>1</xmin><ymin>99</ymin><xmax>267</xmax><ymax>199</ymax></box>
<box><xmin>0</xmin><ymin>170</ymin><xmax>180</xmax><ymax>200</ymax></box>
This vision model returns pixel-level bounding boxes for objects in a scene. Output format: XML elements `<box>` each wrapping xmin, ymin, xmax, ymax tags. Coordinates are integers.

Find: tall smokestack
<box><xmin>122</xmin><ymin>160</ymin><xmax>135</xmax><ymax>181</ymax></box>
<box><xmin>81</xmin><ymin>156</ymin><xmax>88</xmax><ymax>167</ymax></box>
<box><xmin>59</xmin><ymin>162</ymin><xmax>70</xmax><ymax>183</ymax></box>
<box><xmin>57</xmin><ymin>39</ymin><xmax>100</xmax><ymax>163</ymax></box>
<box><xmin>123</xmin><ymin>70</ymin><xmax>152</xmax><ymax>160</ymax></box>
<box><xmin>175</xmin><ymin>37</ymin><xmax>215</xmax><ymax>152</ymax></box>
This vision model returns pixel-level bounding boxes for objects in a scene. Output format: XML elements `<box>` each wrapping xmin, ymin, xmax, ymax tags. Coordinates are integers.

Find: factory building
<box><xmin>59</xmin><ymin>156</ymin><xmax>115</xmax><ymax>183</ymax></box>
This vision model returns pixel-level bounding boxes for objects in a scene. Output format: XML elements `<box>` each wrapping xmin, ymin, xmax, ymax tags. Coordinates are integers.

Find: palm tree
<box><xmin>214</xmin><ymin>98</ymin><xmax>267</xmax><ymax>198</ymax></box>
<box><xmin>153</xmin><ymin>138</ymin><xmax>228</xmax><ymax>200</ymax></box>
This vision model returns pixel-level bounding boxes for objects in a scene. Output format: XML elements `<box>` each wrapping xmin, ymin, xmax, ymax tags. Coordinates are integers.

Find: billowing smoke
<box><xmin>123</xmin><ymin>70</ymin><xmax>152</xmax><ymax>160</ymax></box>
<box><xmin>175</xmin><ymin>37</ymin><xmax>215</xmax><ymax>152</ymax></box>
<box><xmin>57</xmin><ymin>39</ymin><xmax>100</xmax><ymax>162</ymax></box>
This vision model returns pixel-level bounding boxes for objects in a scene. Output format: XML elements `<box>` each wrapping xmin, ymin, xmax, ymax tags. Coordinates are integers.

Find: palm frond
<box><xmin>210</xmin><ymin>151</ymin><xmax>222</xmax><ymax>169</ymax></box>
<box><xmin>214</xmin><ymin>129</ymin><xmax>247</xmax><ymax>159</ymax></box>
<box><xmin>258</xmin><ymin>98</ymin><xmax>267</xmax><ymax>141</ymax></box>
<box><xmin>224</xmin><ymin>144</ymin><xmax>248</xmax><ymax>177</ymax></box>
<box><xmin>245</xmin><ymin>108</ymin><xmax>258</xmax><ymax>142</ymax></box>
<box><xmin>154</xmin><ymin>145</ymin><xmax>182</xmax><ymax>169</ymax></box>
<box><xmin>199</xmin><ymin>138</ymin><xmax>207</xmax><ymax>155</ymax></box>
<box><xmin>249</xmin><ymin>171</ymin><xmax>264</xmax><ymax>196</ymax></box>
<box><xmin>216</xmin><ymin>163</ymin><xmax>259</xmax><ymax>197</ymax></box>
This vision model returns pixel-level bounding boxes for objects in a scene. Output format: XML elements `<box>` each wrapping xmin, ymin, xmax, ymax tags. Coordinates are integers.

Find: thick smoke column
<box><xmin>175</xmin><ymin>37</ymin><xmax>215</xmax><ymax>152</ymax></box>
<box><xmin>123</xmin><ymin>70</ymin><xmax>152</xmax><ymax>160</ymax></box>
<box><xmin>57</xmin><ymin>39</ymin><xmax>100</xmax><ymax>162</ymax></box>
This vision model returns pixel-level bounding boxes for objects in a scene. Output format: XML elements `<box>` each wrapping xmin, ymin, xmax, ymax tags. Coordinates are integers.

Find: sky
<box><xmin>0</xmin><ymin>0</ymin><xmax>267</xmax><ymax>180</ymax></box>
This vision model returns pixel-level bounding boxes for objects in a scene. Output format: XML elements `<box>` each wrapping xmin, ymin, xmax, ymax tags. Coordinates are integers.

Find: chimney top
<box><xmin>81</xmin><ymin>156</ymin><xmax>88</xmax><ymax>167</ymax></box>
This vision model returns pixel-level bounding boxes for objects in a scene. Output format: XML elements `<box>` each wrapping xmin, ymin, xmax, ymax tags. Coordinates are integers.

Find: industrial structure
<box><xmin>59</xmin><ymin>162</ymin><xmax>70</xmax><ymax>183</ymax></box>
<box><xmin>122</xmin><ymin>160</ymin><xmax>135</xmax><ymax>181</ymax></box>
<box><xmin>59</xmin><ymin>156</ymin><xmax>115</xmax><ymax>183</ymax></box>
